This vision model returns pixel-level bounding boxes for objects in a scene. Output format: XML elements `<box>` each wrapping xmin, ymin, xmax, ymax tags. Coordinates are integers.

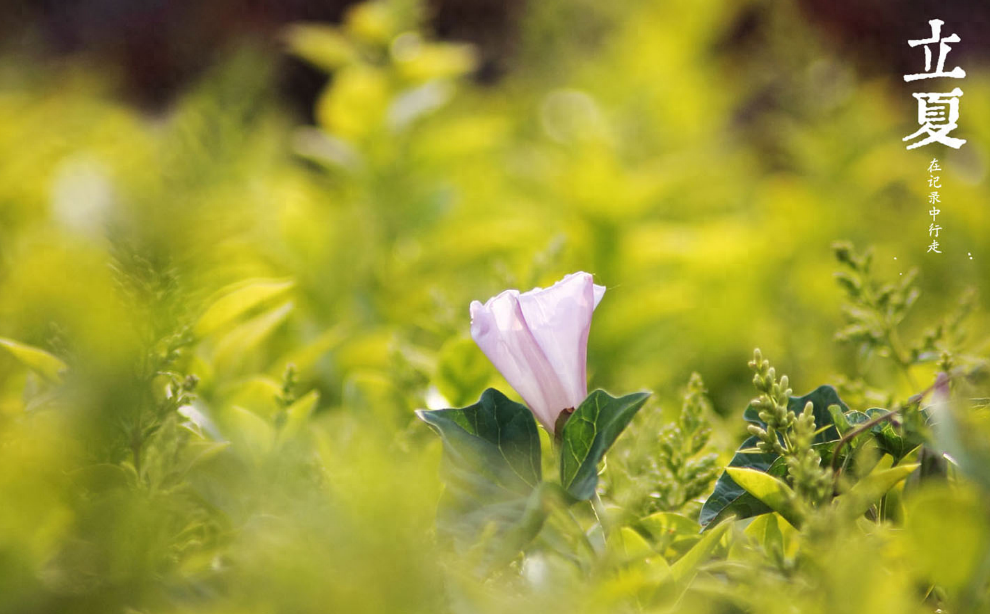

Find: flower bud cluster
<box><xmin>656</xmin><ymin>373</ymin><xmax>720</xmax><ymax>508</ymax></box>
<box><xmin>745</xmin><ymin>349</ymin><xmax>793</xmax><ymax>456</ymax></box>
<box><xmin>786</xmin><ymin>402</ymin><xmax>833</xmax><ymax>505</ymax></box>
<box><xmin>745</xmin><ymin>349</ymin><xmax>833</xmax><ymax>508</ymax></box>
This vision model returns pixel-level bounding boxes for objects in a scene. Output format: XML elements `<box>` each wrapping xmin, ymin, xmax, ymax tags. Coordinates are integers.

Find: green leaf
<box><xmin>616</xmin><ymin>526</ymin><xmax>656</xmax><ymax>561</ymax></box>
<box><xmin>223</xmin><ymin>406</ymin><xmax>276</xmax><ymax>458</ymax></box>
<box><xmin>669</xmin><ymin>520</ymin><xmax>731</xmax><ymax>586</ymax></box>
<box><xmin>0</xmin><ymin>337</ymin><xmax>67</xmax><ymax>384</ymax></box>
<box><xmin>434</xmin><ymin>336</ymin><xmax>491</xmax><ymax>407</ymax></box>
<box><xmin>725</xmin><ymin>467</ymin><xmax>805</xmax><ymax>528</ymax></box>
<box><xmin>745</xmin><ymin>513</ymin><xmax>784</xmax><ymax>555</ymax></box>
<box><xmin>699</xmin><ymin>435</ymin><xmax>778</xmax><ymax>527</ymax></box>
<box><xmin>828</xmin><ymin>404</ymin><xmax>852</xmax><ymax>434</ymax></box>
<box><xmin>836</xmin><ymin>463</ymin><xmax>919</xmax><ymax>521</ymax></box>
<box><xmin>864</xmin><ymin>408</ymin><xmax>924</xmax><ymax>461</ymax></box>
<box><xmin>906</xmin><ymin>484</ymin><xmax>990</xmax><ymax>594</ymax></box>
<box><xmin>195</xmin><ymin>278</ymin><xmax>294</xmax><ymax>338</ymax></box>
<box><xmin>417</xmin><ymin>389</ymin><xmax>544</xmax><ymax>555</ymax></box>
<box><xmin>181</xmin><ymin>441</ymin><xmax>231</xmax><ymax>471</ymax></box>
<box><xmin>281</xmin><ymin>390</ymin><xmax>320</xmax><ymax>440</ymax></box>
<box><xmin>702</xmin><ymin>385</ymin><xmax>850</xmax><ymax>527</ymax></box>
<box><xmin>284</xmin><ymin>24</ymin><xmax>358</xmax><ymax>72</ymax></box>
<box><xmin>639</xmin><ymin>512</ymin><xmax>702</xmax><ymax>557</ymax></box>
<box><xmin>559</xmin><ymin>390</ymin><xmax>651</xmax><ymax>501</ymax></box>
<box><xmin>212</xmin><ymin>301</ymin><xmax>294</xmax><ymax>373</ymax></box>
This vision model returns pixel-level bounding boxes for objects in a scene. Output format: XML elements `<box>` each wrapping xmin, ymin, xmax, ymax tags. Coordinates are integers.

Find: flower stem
<box><xmin>591</xmin><ymin>492</ymin><xmax>610</xmax><ymax>546</ymax></box>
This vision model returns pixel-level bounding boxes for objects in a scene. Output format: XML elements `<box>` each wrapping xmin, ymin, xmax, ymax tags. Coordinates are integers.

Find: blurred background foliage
<box><xmin>0</xmin><ymin>0</ymin><xmax>988</xmax><ymax>612</ymax></box>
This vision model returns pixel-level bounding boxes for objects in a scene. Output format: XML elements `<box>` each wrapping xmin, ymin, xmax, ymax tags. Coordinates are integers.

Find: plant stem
<box><xmin>591</xmin><ymin>492</ymin><xmax>610</xmax><ymax>546</ymax></box>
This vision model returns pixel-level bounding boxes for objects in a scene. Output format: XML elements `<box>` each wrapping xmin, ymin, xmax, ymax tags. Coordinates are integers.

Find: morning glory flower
<box><xmin>469</xmin><ymin>272</ymin><xmax>605</xmax><ymax>433</ymax></box>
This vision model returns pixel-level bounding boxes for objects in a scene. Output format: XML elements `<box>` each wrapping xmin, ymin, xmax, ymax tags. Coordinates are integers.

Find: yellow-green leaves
<box><xmin>194</xmin><ymin>278</ymin><xmax>296</xmax><ymax>378</ymax></box>
<box><xmin>281</xmin><ymin>390</ymin><xmax>320</xmax><ymax>440</ymax></box>
<box><xmin>669</xmin><ymin>520</ymin><xmax>731</xmax><ymax>587</ymax></box>
<box><xmin>194</xmin><ymin>278</ymin><xmax>294</xmax><ymax>338</ymax></box>
<box><xmin>0</xmin><ymin>337</ymin><xmax>67</xmax><ymax>383</ymax></box>
<box><xmin>724</xmin><ymin>467</ymin><xmax>805</xmax><ymax>528</ymax></box>
<box><xmin>835</xmin><ymin>463</ymin><xmax>919</xmax><ymax>522</ymax></box>
<box><xmin>285</xmin><ymin>24</ymin><xmax>358</xmax><ymax>72</ymax></box>
<box><xmin>434</xmin><ymin>336</ymin><xmax>491</xmax><ymax>408</ymax></box>
<box><xmin>211</xmin><ymin>301</ymin><xmax>294</xmax><ymax>374</ymax></box>
<box><xmin>906</xmin><ymin>484</ymin><xmax>990</xmax><ymax>595</ymax></box>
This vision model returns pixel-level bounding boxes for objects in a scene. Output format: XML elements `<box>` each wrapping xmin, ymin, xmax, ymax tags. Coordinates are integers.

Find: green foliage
<box><xmin>702</xmin><ymin>377</ymin><xmax>849</xmax><ymax>526</ymax></box>
<box><xmin>605</xmin><ymin>373</ymin><xmax>719</xmax><ymax>517</ymax></box>
<box><xmin>724</xmin><ymin>467</ymin><xmax>805</xmax><ymax>528</ymax></box>
<box><xmin>416</xmin><ymin>389</ymin><xmax>546</xmax><ymax>562</ymax></box>
<box><xmin>0</xmin><ymin>0</ymin><xmax>989</xmax><ymax>612</ymax></box>
<box><xmin>559</xmin><ymin>390</ymin><xmax>651</xmax><ymax>501</ymax></box>
<box><xmin>0</xmin><ymin>337</ymin><xmax>67</xmax><ymax>383</ymax></box>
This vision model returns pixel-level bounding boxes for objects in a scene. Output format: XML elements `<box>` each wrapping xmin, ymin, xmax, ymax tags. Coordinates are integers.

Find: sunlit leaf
<box><xmin>212</xmin><ymin>301</ymin><xmax>294</xmax><ymax>373</ymax></box>
<box><xmin>0</xmin><ymin>337</ymin><xmax>67</xmax><ymax>384</ymax></box>
<box><xmin>725</xmin><ymin>467</ymin><xmax>804</xmax><ymax>528</ymax></box>
<box><xmin>670</xmin><ymin>520</ymin><xmax>731</xmax><ymax>586</ymax></box>
<box><xmin>195</xmin><ymin>278</ymin><xmax>294</xmax><ymax>338</ymax></box>
<box><xmin>281</xmin><ymin>390</ymin><xmax>320</xmax><ymax>439</ymax></box>
<box><xmin>835</xmin><ymin>462</ymin><xmax>919</xmax><ymax>521</ymax></box>
<box><xmin>285</xmin><ymin>24</ymin><xmax>358</xmax><ymax>72</ymax></box>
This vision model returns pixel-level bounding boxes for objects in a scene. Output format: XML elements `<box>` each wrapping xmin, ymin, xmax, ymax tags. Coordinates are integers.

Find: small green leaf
<box><xmin>828</xmin><ymin>404</ymin><xmax>852</xmax><ymax>434</ymax></box>
<box><xmin>559</xmin><ymin>390</ymin><xmax>651</xmax><ymax>501</ymax></box>
<box><xmin>417</xmin><ymin>389</ymin><xmax>544</xmax><ymax>557</ymax></box>
<box><xmin>181</xmin><ymin>441</ymin><xmax>231</xmax><ymax>471</ymax></box>
<box><xmin>617</xmin><ymin>527</ymin><xmax>656</xmax><ymax>561</ymax></box>
<box><xmin>745</xmin><ymin>513</ymin><xmax>784</xmax><ymax>555</ymax></box>
<box><xmin>212</xmin><ymin>301</ymin><xmax>294</xmax><ymax>373</ymax></box>
<box><xmin>699</xmin><ymin>435</ymin><xmax>778</xmax><ymax>527</ymax></box>
<box><xmin>223</xmin><ymin>406</ymin><xmax>276</xmax><ymax>457</ymax></box>
<box><xmin>639</xmin><ymin>512</ymin><xmax>701</xmax><ymax>541</ymax></box>
<box><xmin>639</xmin><ymin>512</ymin><xmax>702</xmax><ymax>557</ymax></box>
<box><xmin>195</xmin><ymin>278</ymin><xmax>294</xmax><ymax>338</ymax></box>
<box><xmin>864</xmin><ymin>408</ymin><xmax>924</xmax><ymax>461</ymax></box>
<box><xmin>725</xmin><ymin>467</ymin><xmax>805</xmax><ymax>528</ymax></box>
<box><xmin>0</xmin><ymin>337</ymin><xmax>67</xmax><ymax>383</ymax></box>
<box><xmin>434</xmin><ymin>336</ymin><xmax>491</xmax><ymax>407</ymax></box>
<box><xmin>836</xmin><ymin>463</ymin><xmax>919</xmax><ymax>521</ymax></box>
<box><xmin>670</xmin><ymin>520</ymin><xmax>731</xmax><ymax>586</ymax></box>
<box><xmin>281</xmin><ymin>390</ymin><xmax>320</xmax><ymax>439</ymax></box>
<box><xmin>284</xmin><ymin>24</ymin><xmax>358</xmax><ymax>72</ymax></box>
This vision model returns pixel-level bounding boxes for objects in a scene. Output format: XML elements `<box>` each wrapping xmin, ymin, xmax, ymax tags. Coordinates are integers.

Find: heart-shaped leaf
<box><xmin>559</xmin><ymin>390</ymin><xmax>651</xmax><ymax>501</ymax></box>
<box><xmin>417</xmin><ymin>388</ymin><xmax>543</xmax><ymax>553</ymax></box>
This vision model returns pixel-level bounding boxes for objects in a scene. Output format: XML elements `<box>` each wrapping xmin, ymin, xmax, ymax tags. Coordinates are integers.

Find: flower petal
<box><xmin>470</xmin><ymin>292</ymin><xmax>571</xmax><ymax>431</ymax></box>
<box><xmin>516</xmin><ymin>272</ymin><xmax>600</xmax><ymax>419</ymax></box>
<box><xmin>593</xmin><ymin>282</ymin><xmax>606</xmax><ymax>309</ymax></box>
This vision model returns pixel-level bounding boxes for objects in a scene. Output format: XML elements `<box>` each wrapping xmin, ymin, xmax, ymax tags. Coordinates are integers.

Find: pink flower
<box><xmin>469</xmin><ymin>272</ymin><xmax>605</xmax><ymax>433</ymax></box>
